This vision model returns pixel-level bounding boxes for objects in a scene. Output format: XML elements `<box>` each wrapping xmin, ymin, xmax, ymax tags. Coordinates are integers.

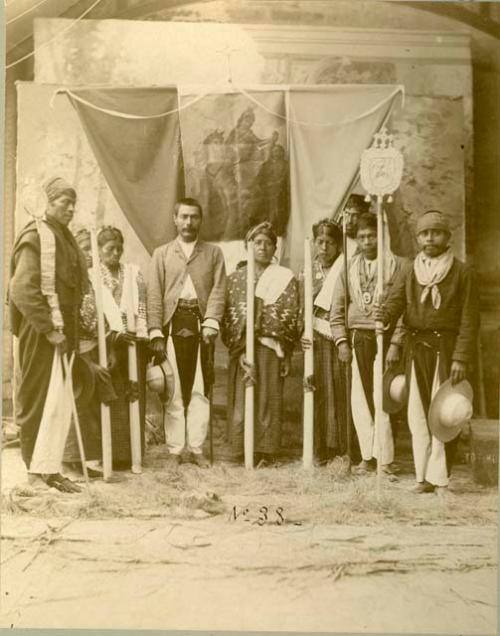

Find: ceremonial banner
<box><xmin>68</xmin><ymin>88</ymin><xmax>184</xmax><ymax>254</ymax></box>
<box><xmin>179</xmin><ymin>90</ymin><xmax>288</xmax><ymax>242</ymax></box>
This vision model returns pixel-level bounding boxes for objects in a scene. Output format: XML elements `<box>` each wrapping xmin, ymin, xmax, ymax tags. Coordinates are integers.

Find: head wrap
<box><xmin>44</xmin><ymin>177</ymin><xmax>76</xmax><ymax>203</ymax></box>
<box><xmin>97</xmin><ymin>226</ymin><xmax>124</xmax><ymax>247</ymax></box>
<box><xmin>416</xmin><ymin>210</ymin><xmax>450</xmax><ymax>235</ymax></box>
<box><xmin>245</xmin><ymin>221</ymin><xmax>277</xmax><ymax>247</ymax></box>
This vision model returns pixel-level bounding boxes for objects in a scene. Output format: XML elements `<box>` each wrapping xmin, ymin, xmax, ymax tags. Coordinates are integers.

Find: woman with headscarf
<box><xmin>221</xmin><ymin>222</ymin><xmax>299</xmax><ymax>465</ymax></box>
<box><xmin>93</xmin><ymin>226</ymin><xmax>149</xmax><ymax>470</ymax></box>
<box><xmin>300</xmin><ymin>219</ymin><xmax>348</xmax><ymax>464</ymax></box>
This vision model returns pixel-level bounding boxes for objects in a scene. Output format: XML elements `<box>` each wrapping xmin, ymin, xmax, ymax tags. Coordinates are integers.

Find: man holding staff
<box><xmin>331</xmin><ymin>213</ymin><xmax>406</xmax><ymax>474</ymax></box>
<box><xmin>9</xmin><ymin>177</ymin><xmax>89</xmax><ymax>492</ymax></box>
<box><xmin>147</xmin><ymin>198</ymin><xmax>226</xmax><ymax>468</ymax></box>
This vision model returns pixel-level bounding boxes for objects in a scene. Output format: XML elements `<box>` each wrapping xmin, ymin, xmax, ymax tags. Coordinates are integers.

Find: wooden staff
<box><xmin>360</xmin><ymin>126</ymin><xmax>404</xmax><ymax>498</ymax></box>
<box><xmin>124</xmin><ymin>266</ymin><xmax>142</xmax><ymax>475</ymax></box>
<box><xmin>342</xmin><ymin>207</ymin><xmax>353</xmax><ymax>467</ymax></box>
<box><xmin>303</xmin><ymin>238</ymin><xmax>314</xmax><ymax>469</ymax></box>
<box><xmin>90</xmin><ymin>228</ymin><xmax>113</xmax><ymax>481</ymax></box>
<box><xmin>374</xmin><ymin>195</ymin><xmax>385</xmax><ymax>497</ymax></box>
<box><xmin>244</xmin><ymin>241</ymin><xmax>255</xmax><ymax>470</ymax></box>
<box><xmin>62</xmin><ymin>352</ymin><xmax>90</xmax><ymax>493</ymax></box>
<box><xmin>208</xmin><ymin>341</ymin><xmax>215</xmax><ymax>466</ymax></box>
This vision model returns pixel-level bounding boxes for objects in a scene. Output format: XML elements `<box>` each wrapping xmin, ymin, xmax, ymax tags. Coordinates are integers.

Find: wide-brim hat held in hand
<box><xmin>429</xmin><ymin>379</ymin><xmax>473</xmax><ymax>443</ymax></box>
<box><xmin>146</xmin><ymin>359</ymin><xmax>175</xmax><ymax>406</ymax></box>
<box><xmin>383</xmin><ymin>367</ymin><xmax>407</xmax><ymax>414</ymax></box>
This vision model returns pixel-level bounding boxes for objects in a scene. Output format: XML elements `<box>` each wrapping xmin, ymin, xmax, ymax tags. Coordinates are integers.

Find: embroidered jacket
<box><xmin>221</xmin><ymin>263</ymin><xmax>299</xmax><ymax>357</ymax></box>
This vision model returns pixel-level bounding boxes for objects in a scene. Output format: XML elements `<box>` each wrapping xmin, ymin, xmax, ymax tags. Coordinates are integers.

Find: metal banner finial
<box><xmin>360</xmin><ymin>127</ymin><xmax>404</xmax><ymax>202</ymax></box>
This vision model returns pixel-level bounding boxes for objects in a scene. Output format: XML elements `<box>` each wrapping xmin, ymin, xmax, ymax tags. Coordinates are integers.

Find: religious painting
<box><xmin>179</xmin><ymin>91</ymin><xmax>289</xmax><ymax>241</ymax></box>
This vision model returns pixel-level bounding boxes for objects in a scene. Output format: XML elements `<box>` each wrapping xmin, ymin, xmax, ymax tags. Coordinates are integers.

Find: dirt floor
<box><xmin>1</xmin><ymin>445</ymin><xmax>498</xmax><ymax>633</ymax></box>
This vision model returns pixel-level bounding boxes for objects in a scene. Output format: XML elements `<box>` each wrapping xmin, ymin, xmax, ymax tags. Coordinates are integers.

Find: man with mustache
<box><xmin>147</xmin><ymin>198</ymin><xmax>226</xmax><ymax>468</ymax></box>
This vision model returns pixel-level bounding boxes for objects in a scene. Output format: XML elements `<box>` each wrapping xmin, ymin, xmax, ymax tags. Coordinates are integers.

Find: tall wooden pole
<box><xmin>244</xmin><ymin>242</ymin><xmax>255</xmax><ymax>470</ymax></box>
<box><xmin>374</xmin><ymin>195</ymin><xmax>385</xmax><ymax>497</ymax></box>
<box><xmin>303</xmin><ymin>238</ymin><xmax>314</xmax><ymax>469</ymax></box>
<box><xmin>124</xmin><ymin>267</ymin><xmax>142</xmax><ymax>475</ymax></box>
<box><xmin>360</xmin><ymin>126</ymin><xmax>404</xmax><ymax>498</ymax></box>
<box><xmin>90</xmin><ymin>228</ymin><xmax>113</xmax><ymax>481</ymax></box>
<box><xmin>342</xmin><ymin>209</ymin><xmax>353</xmax><ymax>466</ymax></box>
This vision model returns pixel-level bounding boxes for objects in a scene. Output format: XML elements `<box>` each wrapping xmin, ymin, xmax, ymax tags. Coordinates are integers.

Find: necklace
<box><xmin>361</xmin><ymin>259</ymin><xmax>376</xmax><ymax>306</ymax></box>
<box><xmin>315</xmin><ymin>260</ymin><xmax>332</xmax><ymax>280</ymax></box>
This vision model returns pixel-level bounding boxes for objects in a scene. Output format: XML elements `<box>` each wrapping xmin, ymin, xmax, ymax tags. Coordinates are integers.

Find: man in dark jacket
<box><xmin>9</xmin><ymin>177</ymin><xmax>88</xmax><ymax>492</ymax></box>
<box><xmin>377</xmin><ymin>210</ymin><xmax>479</xmax><ymax>494</ymax></box>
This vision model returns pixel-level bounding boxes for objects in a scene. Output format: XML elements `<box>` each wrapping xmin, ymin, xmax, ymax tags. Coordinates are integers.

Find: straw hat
<box><xmin>146</xmin><ymin>359</ymin><xmax>175</xmax><ymax>405</ymax></box>
<box><xmin>429</xmin><ymin>379</ymin><xmax>473</xmax><ymax>443</ymax></box>
<box><xmin>383</xmin><ymin>368</ymin><xmax>407</xmax><ymax>414</ymax></box>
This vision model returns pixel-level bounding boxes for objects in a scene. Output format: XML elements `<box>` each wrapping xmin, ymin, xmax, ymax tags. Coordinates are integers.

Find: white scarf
<box><xmin>90</xmin><ymin>263</ymin><xmax>141</xmax><ymax>333</ymax></box>
<box><xmin>255</xmin><ymin>264</ymin><xmax>294</xmax><ymax>305</ymax></box>
<box><xmin>349</xmin><ymin>252</ymin><xmax>396</xmax><ymax>314</ymax></box>
<box><xmin>413</xmin><ymin>249</ymin><xmax>454</xmax><ymax>310</ymax></box>
<box><xmin>314</xmin><ymin>238</ymin><xmax>358</xmax><ymax>312</ymax></box>
<box><xmin>38</xmin><ymin>218</ymin><xmax>64</xmax><ymax>332</ymax></box>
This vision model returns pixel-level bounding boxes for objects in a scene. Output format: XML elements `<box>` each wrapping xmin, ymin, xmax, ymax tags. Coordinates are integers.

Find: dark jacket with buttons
<box><xmin>146</xmin><ymin>238</ymin><xmax>226</xmax><ymax>331</ymax></box>
<box><xmin>382</xmin><ymin>257</ymin><xmax>479</xmax><ymax>364</ymax></box>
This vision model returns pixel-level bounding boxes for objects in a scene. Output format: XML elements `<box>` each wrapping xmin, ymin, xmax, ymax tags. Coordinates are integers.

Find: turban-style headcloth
<box><xmin>245</xmin><ymin>221</ymin><xmax>278</xmax><ymax>247</ymax></box>
<box><xmin>416</xmin><ymin>210</ymin><xmax>450</xmax><ymax>235</ymax></box>
<box><xmin>44</xmin><ymin>177</ymin><xmax>76</xmax><ymax>202</ymax></box>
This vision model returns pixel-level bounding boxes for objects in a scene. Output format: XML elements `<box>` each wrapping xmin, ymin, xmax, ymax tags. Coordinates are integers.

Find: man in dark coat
<box><xmin>377</xmin><ymin>210</ymin><xmax>479</xmax><ymax>494</ymax></box>
<box><xmin>9</xmin><ymin>177</ymin><xmax>88</xmax><ymax>492</ymax></box>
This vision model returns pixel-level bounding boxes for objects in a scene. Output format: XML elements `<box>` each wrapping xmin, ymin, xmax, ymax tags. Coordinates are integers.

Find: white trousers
<box><xmin>351</xmin><ymin>351</ymin><xmax>394</xmax><ymax>465</ymax></box>
<box><xmin>163</xmin><ymin>336</ymin><xmax>209</xmax><ymax>455</ymax></box>
<box><xmin>407</xmin><ymin>359</ymin><xmax>448</xmax><ymax>486</ymax></box>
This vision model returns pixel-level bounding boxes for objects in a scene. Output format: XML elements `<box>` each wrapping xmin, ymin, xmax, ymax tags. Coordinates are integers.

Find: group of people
<box><xmin>8</xmin><ymin>177</ymin><xmax>479</xmax><ymax>496</ymax></box>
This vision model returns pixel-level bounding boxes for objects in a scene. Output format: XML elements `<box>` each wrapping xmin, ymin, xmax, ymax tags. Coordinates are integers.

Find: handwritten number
<box><xmin>257</xmin><ymin>506</ymin><xmax>268</xmax><ymax>526</ymax></box>
<box><xmin>275</xmin><ymin>506</ymin><xmax>285</xmax><ymax>525</ymax></box>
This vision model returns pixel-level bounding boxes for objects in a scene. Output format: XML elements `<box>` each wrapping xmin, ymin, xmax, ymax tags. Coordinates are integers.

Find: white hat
<box><xmin>383</xmin><ymin>368</ymin><xmax>407</xmax><ymax>414</ymax></box>
<box><xmin>146</xmin><ymin>359</ymin><xmax>175</xmax><ymax>405</ymax></box>
<box><xmin>429</xmin><ymin>379</ymin><xmax>473</xmax><ymax>443</ymax></box>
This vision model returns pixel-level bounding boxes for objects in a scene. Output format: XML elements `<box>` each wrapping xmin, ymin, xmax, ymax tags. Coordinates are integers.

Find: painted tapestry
<box><xmin>179</xmin><ymin>91</ymin><xmax>289</xmax><ymax>241</ymax></box>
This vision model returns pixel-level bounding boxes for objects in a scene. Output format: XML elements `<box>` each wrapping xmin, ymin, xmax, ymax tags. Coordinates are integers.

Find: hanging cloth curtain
<box><xmin>67</xmin><ymin>88</ymin><xmax>185</xmax><ymax>254</ymax></box>
<box><xmin>288</xmin><ymin>84</ymin><xmax>403</xmax><ymax>268</ymax></box>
